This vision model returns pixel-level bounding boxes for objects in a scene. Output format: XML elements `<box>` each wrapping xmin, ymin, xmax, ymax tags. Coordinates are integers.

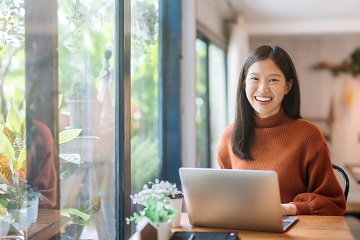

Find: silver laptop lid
<box><xmin>179</xmin><ymin>167</ymin><xmax>286</xmax><ymax>232</ymax></box>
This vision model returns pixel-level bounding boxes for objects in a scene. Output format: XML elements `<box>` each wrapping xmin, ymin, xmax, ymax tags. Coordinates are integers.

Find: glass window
<box><xmin>0</xmin><ymin>0</ymin><xmax>117</xmax><ymax>239</ymax></box>
<box><xmin>58</xmin><ymin>0</ymin><xmax>116</xmax><ymax>238</ymax></box>
<box><xmin>130</xmin><ymin>0</ymin><xmax>160</xmax><ymax>193</ymax></box>
<box><xmin>195</xmin><ymin>38</ymin><xmax>209</xmax><ymax>168</ymax></box>
<box><xmin>195</xmin><ymin>37</ymin><xmax>227</xmax><ymax>168</ymax></box>
<box><xmin>209</xmin><ymin>44</ymin><xmax>227</xmax><ymax>168</ymax></box>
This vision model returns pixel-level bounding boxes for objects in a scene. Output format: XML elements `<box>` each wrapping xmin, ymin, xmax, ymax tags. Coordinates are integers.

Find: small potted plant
<box><xmin>26</xmin><ymin>185</ymin><xmax>42</xmax><ymax>223</ymax></box>
<box><xmin>126</xmin><ymin>179</ymin><xmax>183</xmax><ymax>239</ymax></box>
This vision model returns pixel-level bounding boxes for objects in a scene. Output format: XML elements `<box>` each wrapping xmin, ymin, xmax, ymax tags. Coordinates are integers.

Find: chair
<box><xmin>332</xmin><ymin>164</ymin><xmax>349</xmax><ymax>201</ymax></box>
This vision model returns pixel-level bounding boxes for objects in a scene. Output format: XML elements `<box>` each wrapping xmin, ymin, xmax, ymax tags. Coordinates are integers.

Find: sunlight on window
<box><xmin>130</xmin><ymin>0</ymin><xmax>160</xmax><ymax>192</ymax></box>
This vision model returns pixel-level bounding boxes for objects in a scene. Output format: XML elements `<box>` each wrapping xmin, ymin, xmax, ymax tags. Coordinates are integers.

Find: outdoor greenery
<box><xmin>58</xmin><ymin>0</ymin><xmax>115</xmax><ymax>102</ymax></box>
<box><xmin>130</xmin><ymin>0</ymin><xmax>160</xmax><ymax>192</ymax></box>
<box><xmin>195</xmin><ymin>39</ymin><xmax>208</xmax><ymax>167</ymax></box>
<box><xmin>0</xmin><ymin>0</ymin><xmax>25</xmax><ymax>115</ymax></box>
<box><xmin>1</xmin><ymin>1</ymin><xmax>109</xmax><ymax>235</ymax></box>
<box><xmin>1</xmin><ymin>0</ymin><xmax>162</xmax><ymax>237</ymax></box>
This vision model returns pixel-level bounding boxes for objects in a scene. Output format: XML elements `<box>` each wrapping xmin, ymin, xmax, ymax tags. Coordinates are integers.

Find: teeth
<box><xmin>255</xmin><ymin>96</ymin><xmax>271</xmax><ymax>102</ymax></box>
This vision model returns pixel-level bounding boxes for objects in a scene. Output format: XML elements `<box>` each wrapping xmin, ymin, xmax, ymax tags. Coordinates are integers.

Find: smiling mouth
<box><xmin>255</xmin><ymin>96</ymin><xmax>272</xmax><ymax>102</ymax></box>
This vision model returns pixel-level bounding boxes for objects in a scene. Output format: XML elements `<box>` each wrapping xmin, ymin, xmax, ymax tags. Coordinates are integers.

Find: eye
<box><xmin>249</xmin><ymin>77</ymin><xmax>258</xmax><ymax>80</ymax></box>
<box><xmin>269</xmin><ymin>79</ymin><xmax>278</xmax><ymax>82</ymax></box>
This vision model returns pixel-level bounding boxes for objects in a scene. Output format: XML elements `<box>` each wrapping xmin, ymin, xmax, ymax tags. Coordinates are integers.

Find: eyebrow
<box><xmin>247</xmin><ymin>73</ymin><xmax>283</xmax><ymax>77</ymax></box>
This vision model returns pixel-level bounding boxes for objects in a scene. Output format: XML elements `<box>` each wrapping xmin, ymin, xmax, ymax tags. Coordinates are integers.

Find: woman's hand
<box><xmin>281</xmin><ymin>203</ymin><xmax>297</xmax><ymax>216</ymax></box>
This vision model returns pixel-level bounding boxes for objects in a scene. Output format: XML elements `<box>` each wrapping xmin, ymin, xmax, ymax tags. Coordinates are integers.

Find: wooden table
<box><xmin>172</xmin><ymin>213</ymin><xmax>355</xmax><ymax>239</ymax></box>
<box><xmin>345</xmin><ymin>163</ymin><xmax>360</xmax><ymax>183</ymax></box>
<box><xmin>27</xmin><ymin>209</ymin><xmax>68</xmax><ymax>239</ymax></box>
<box><xmin>4</xmin><ymin>209</ymin><xmax>68</xmax><ymax>240</ymax></box>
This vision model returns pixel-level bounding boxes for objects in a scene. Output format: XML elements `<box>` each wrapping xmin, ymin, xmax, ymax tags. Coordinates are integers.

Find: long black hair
<box><xmin>231</xmin><ymin>45</ymin><xmax>301</xmax><ymax>159</ymax></box>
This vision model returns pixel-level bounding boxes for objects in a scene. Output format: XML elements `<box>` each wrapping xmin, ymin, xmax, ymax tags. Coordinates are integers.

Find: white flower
<box><xmin>130</xmin><ymin>179</ymin><xmax>182</xmax><ymax>207</ymax></box>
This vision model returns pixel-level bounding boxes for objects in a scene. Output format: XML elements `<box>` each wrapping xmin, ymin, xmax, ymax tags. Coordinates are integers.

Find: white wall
<box><xmin>250</xmin><ymin>35</ymin><xmax>360</xmax><ymax>203</ymax></box>
<box><xmin>196</xmin><ymin>0</ymin><xmax>227</xmax><ymax>49</ymax></box>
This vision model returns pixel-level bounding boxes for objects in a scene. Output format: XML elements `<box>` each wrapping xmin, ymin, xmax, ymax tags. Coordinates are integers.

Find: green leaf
<box><xmin>59</xmin><ymin>129</ymin><xmax>82</xmax><ymax>145</ymax></box>
<box><xmin>59</xmin><ymin>94</ymin><xmax>63</xmax><ymax>109</ymax></box>
<box><xmin>60</xmin><ymin>208</ymin><xmax>90</xmax><ymax>221</ymax></box>
<box><xmin>5</xmin><ymin>101</ymin><xmax>23</xmax><ymax>133</ymax></box>
<box><xmin>59</xmin><ymin>162</ymin><xmax>81</xmax><ymax>181</ymax></box>
<box><xmin>15</xmin><ymin>146</ymin><xmax>26</xmax><ymax>170</ymax></box>
<box><xmin>79</xmin><ymin>196</ymin><xmax>101</xmax><ymax>215</ymax></box>
<box><xmin>73</xmin><ymin>219</ymin><xmax>90</xmax><ymax>225</ymax></box>
<box><xmin>0</xmin><ymin>131</ymin><xmax>15</xmax><ymax>171</ymax></box>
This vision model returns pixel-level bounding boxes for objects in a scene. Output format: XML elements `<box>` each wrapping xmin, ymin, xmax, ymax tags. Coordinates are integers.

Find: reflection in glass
<box><xmin>1</xmin><ymin>0</ymin><xmax>117</xmax><ymax>238</ymax></box>
<box><xmin>58</xmin><ymin>0</ymin><xmax>116</xmax><ymax>238</ymax></box>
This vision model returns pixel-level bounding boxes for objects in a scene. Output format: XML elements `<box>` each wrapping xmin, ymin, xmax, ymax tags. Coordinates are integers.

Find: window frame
<box><xmin>195</xmin><ymin>32</ymin><xmax>228</xmax><ymax>168</ymax></box>
<box><xmin>158</xmin><ymin>0</ymin><xmax>182</xmax><ymax>187</ymax></box>
<box><xmin>115</xmin><ymin>0</ymin><xmax>131</xmax><ymax>239</ymax></box>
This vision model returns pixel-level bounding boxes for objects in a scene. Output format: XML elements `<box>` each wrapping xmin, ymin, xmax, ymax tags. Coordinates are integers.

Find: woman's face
<box><xmin>245</xmin><ymin>58</ymin><xmax>292</xmax><ymax>118</ymax></box>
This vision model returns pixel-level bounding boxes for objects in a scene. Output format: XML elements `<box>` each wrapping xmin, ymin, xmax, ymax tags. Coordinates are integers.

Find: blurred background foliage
<box><xmin>130</xmin><ymin>0</ymin><xmax>160</xmax><ymax>192</ymax></box>
<box><xmin>1</xmin><ymin>0</ymin><xmax>161</xmax><ymax>193</ymax></box>
<box><xmin>0</xmin><ymin>0</ymin><xmax>25</xmax><ymax>116</ymax></box>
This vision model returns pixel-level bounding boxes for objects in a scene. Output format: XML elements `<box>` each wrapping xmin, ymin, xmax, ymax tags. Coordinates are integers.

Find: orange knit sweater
<box><xmin>27</xmin><ymin>120</ymin><xmax>57</xmax><ymax>209</ymax></box>
<box><xmin>217</xmin><ymin>110</ymin><xmax>346</xmax><ymax>215</ymax></box>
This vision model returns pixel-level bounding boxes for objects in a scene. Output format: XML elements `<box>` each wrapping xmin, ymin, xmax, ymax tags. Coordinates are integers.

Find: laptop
<box><xmin>179</xmin><ymin>167</ymin><xmax>298</xmax><ymax>232</ymax></box>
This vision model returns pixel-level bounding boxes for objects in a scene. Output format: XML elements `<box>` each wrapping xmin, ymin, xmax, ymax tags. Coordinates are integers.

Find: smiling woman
<box><xmin>217</xmin><ymin>45</ymin><xmax>346</xmax><ymax>216</ymax></box>
<box><xmin>245</xmin><ymin>58</ymin><xmax>292</xmax><ymax>118</ymax></box>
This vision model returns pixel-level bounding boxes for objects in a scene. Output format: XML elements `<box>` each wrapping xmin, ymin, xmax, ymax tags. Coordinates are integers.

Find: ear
<box><xmin>286</xmin><ymin>79</ymin><xmax>293</xmax><ymax>94</ymax></box>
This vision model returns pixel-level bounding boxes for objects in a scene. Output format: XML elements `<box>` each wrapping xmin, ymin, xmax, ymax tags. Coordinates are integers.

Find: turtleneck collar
<box><xmin>254</xmin><ymin>109</ymin><xmax>294</xmax><ymax>128</ymax></box>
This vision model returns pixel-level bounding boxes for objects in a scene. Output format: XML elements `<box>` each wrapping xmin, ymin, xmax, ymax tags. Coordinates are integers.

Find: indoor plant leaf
<box><xmin>59</xmin><ymin>129</ymin><xmax>82</xmax><ymax>145</ymax></box>
<box><xmin>72</xmin><ymin>219</ymin><xmax>90</xmax><ymax>225</ymax></box>
<box><xmin>59</xmin><ymin>93</ymin><xmax>64</xmax><ymax>109</ymax></box>
<box><xmin>15</xmin><ymin>146</ymin><xmax>26</xmax><ymax>170</ymax></box>
<box><xmin>0</xmin><ymin>169</ymin><xmax>12</xmax><ymax>185</ymax></box>
<box><xmin>78</xmin><ymin>196</ymin><xmax>101</xmax><ymax>215</ymax></box>
<box><xmin>4</xmin><ymin>101</ymin><xmax>23</xmax><ymax>133</ymax></box>
<box><xmin>0</xmin><ymin>131</ymin><xmax>15</xmax><ymax>171</ymax></box>
<box><xmin>59</xmin><ymin>162</ymin><xmax>81</xmax><ymax>181</ymax></box>
<box><xmin>60</xmin><ymin>208</ymin><xmax>91</xmax><ymax>221</ymax></box>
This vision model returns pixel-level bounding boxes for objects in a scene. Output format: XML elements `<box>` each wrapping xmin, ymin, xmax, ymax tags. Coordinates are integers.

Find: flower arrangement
<box><xmin>126</xmin><ymin>179</ymin><xmax>182</xmax><ymax>226</ymax></box>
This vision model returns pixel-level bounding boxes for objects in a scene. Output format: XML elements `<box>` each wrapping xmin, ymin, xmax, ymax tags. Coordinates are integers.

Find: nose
<box><xmin>257</xmin><ymin>80</ymin><xmax>269</xmax><ymax>93</ymax></box>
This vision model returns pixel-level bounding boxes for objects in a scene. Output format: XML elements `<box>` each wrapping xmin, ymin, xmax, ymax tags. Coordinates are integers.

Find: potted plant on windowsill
<box><xmin>0</xmin><ymin>101</ymin><xmax>44</xmax><ymax>233</ymax></box>
<box><xmin>126</xmin><ymin>179</ymin><xmax>183</xmax><ymax>240</ymax></box>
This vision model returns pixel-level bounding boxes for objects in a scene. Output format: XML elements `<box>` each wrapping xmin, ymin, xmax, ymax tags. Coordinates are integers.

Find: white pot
<box><xmin>9</xmin><ymin>208</ymin><xmax>32</xmax><ymax>232</ymax></box>
<box><xmin>156</xmin><ymin>221</ymin><xmax>171</xmax><ymax>240</ymax></box>
<box><xmin>1</xmin><ymin>219</ymin><xmax>11</xmax><ymax>236</ymax></box>
<box><xmin>27</xmin><ymin>197</ymin><xmax>39</xmax><ymax>223</ymax></box>
<box><xmin>166</xmin><ymin>198</ymin><xmax>183</xmax><ymax>227</ymax></box>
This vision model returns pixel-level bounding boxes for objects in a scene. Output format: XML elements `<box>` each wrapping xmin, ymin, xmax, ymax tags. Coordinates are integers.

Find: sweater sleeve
<box><xmin>291</xmin><ymin>143</ymin><xmax>346</xmax><ymax>215</ymax></box>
